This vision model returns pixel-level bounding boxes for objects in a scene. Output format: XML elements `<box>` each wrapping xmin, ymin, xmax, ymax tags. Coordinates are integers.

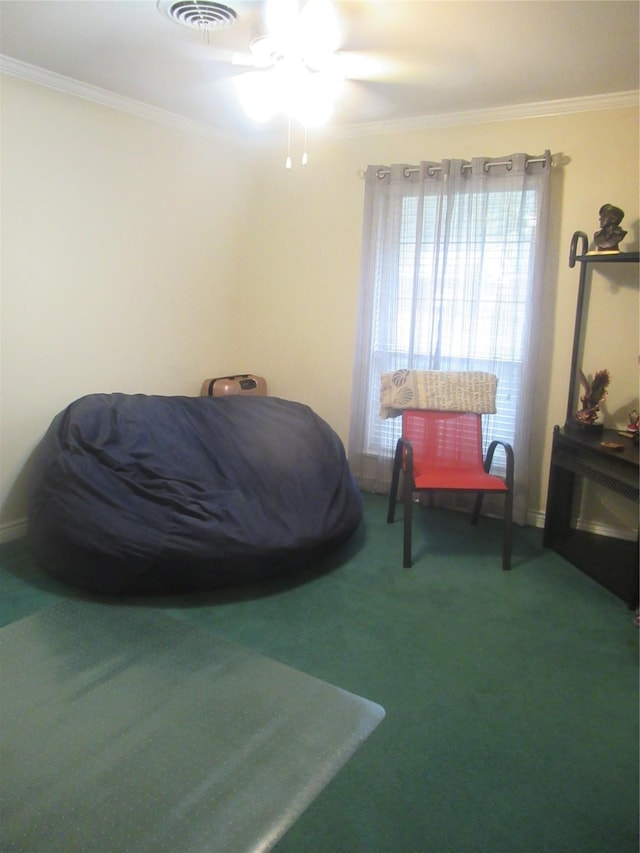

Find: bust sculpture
<box><xmin>593</xmin><ymin>204</ymin><xmax>627</xmax><ymax>251</ymax></box>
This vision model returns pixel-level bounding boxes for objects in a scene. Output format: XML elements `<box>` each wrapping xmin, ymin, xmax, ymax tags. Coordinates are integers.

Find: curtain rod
<box><xmin>374</xmin><ymin>155</ymin><xmax>551</xmax><ymax>180</ymax></box>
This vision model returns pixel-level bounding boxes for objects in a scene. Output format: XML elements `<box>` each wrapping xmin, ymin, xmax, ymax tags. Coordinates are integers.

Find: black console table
<box><xmin>543</xmin><ymin>232</ymin><xmax>639</xmax><ymax>607</ymax></box>
<box><xmin>543</xmin><ymin>426</ymin><xmax>639</xmax><ymax>607</ymax></box>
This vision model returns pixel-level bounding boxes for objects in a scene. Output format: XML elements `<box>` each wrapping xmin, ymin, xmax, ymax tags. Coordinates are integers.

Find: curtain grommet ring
<box><xmin>484</xmin><ymin>159</ymin><xmax>514</xmax><ymax>172</ymax></box>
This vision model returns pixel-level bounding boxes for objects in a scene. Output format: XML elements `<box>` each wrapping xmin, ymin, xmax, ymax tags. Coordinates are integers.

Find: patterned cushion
<box><xmin>380</xmin><ymin>370</ymin><xmax>497</xmax><ymax>418</ymax></box>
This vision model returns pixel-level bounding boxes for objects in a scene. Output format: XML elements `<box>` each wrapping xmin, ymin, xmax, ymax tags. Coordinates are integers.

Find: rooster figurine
<box><xmin>575</xmin><ymin>369</ymin><xmax>610</xmax><ymax>425</ymax></box>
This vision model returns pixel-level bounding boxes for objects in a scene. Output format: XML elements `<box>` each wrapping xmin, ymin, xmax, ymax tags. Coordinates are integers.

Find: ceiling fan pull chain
<box><xmin>285</xmin><ymin>114</ymin><xmax>293</xmax><ymax>170</ymax></box>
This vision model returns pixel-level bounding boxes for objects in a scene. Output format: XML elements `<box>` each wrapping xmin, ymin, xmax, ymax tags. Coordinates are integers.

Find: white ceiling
<box><xmin>1</xmin><ymin>0</ymin><xmax>638</xmax><ymax>137</ymax></box>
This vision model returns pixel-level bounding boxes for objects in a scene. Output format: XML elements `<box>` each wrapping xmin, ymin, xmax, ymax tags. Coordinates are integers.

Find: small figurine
<box><xmin>627</xmin><ymin>409</ymin><xmax>639</xmax><ymax>433</ymax></box>
<box><xmin>574</xmin><ymin>368</ymin><xmax>610</xmax><ymax>426</ymax></box>
<box><xmin>593</xmin><ymin>204</ymin><xmax>627</xmax><ymax>252</ymax></box>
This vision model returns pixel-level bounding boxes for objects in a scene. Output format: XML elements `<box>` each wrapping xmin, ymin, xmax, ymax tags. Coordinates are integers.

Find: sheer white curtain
<box><xmin>348</xmin><ymin>152</ymin><xmax>551</xmax><ymax>525</ymax></box>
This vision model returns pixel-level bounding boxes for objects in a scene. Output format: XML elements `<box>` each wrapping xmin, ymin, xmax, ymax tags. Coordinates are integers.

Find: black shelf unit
<box><xmin>543</xmin><ymin>232</ymin><xmax>639</xmax><ymax>607</ymax></box>
<box><xmin>565</xmin><ymin>231</ymin><xmax>640</xmax><ymax>424</ymax></box>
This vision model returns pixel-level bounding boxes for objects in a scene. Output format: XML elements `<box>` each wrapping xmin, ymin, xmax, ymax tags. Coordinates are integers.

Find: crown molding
<box><xmin>335</xmin><ymin>90</ymin><xmax>640</xmax><ymax>139</ymax></box>
<box><xmin>0</xmin><ymin>55</ymin><xmax>239</xmax><ymax>144</ymax></box>
<box><xmin>2</xmin><ymin>54</ymin><xmax>638</xmax><ymax>143</ymax></box>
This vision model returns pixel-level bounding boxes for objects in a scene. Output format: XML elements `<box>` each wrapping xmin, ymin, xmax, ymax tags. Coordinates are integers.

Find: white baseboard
<box><xmin>1</xmin><ymin>513</ymin><xmax>635</xmax><ymax>546</ymax></box>
<box><xmin>526</xmin><ymin>509</ymin><xmax>637</xmax><ymax>542</ymax></box>
<box><xmin>0</xmin><ymin>519</ymin><xmax>28</xmax><ymax>544</ymax></box>
<box><xmin>574</xmin><ymin>518</ymin><xmax>638</xmax><ymax>542</ymax></box>
<box><xmin>527</xmin><ymin>510</ymin><xmax>546</xmax><ymax>529</ymax></box>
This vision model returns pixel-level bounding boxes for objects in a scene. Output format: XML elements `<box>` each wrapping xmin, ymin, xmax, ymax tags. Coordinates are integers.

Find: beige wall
<box><xmin>1</xmin><ymin>73</ymin><xmax>638</xmax><ymax>538</ymax></box>
<box><xmin>241</xmin><ymin>108</ymin><xmax>639</xmax><ymax>535</ymax></box>
<box><xmin>1</xmin><ymin>76</ymin><xmax>254</xmax><ymax>529</ymax></box>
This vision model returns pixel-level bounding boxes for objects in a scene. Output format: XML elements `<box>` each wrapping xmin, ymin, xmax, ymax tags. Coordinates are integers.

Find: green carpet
<box><xmin>1</xmin><ymin>493</ymin><xmax>638</xmax><ymax>853</ymax></box>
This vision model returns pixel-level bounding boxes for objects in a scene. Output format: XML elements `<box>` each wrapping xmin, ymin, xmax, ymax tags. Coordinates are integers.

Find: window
<box><xmin>349</xmin><ymin>154</ymin><xmax>551</xmax><ymax>524</ymax></box>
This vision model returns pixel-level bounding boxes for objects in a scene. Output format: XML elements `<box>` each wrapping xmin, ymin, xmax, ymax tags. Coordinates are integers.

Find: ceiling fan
<box><xmin>156</xmin><ymin>1</ymin><xmax>473</xmax><ymax>165</ymax></box>
<box><xmin>156</xmin><ymin>0</ymin><xmax>395</xmax><ymax>129</ymax></box>
<box><xmin>231</xmin><ymin>0</ymin><xmax>345</xmax><ymax>128</ymax></box>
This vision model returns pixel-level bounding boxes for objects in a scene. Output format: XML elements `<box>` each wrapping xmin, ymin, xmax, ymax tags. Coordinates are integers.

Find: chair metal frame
<box><xmin>387</xmin><ymin>410</ymin><xmax>515</xmax><ymax>570</ymax></box>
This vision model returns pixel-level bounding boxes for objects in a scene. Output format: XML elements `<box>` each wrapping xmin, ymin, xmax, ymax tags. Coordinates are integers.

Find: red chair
<box><xmin>387</xmin><ymin>409</ymin><xmax>514</xmax><ymax>569</ymax></box>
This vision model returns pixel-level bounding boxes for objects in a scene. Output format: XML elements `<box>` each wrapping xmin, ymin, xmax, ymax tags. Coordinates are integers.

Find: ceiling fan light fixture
<box><xmin>295</xmin><ymin>71</ymin><xmax>338</xmax><ymax>126</ymax></box>
<box><xmin>234</xmin><ymin>0</ymin><xmax>343</xmax><ymax>134</ymax></box>
<box><xmin>234</xmin><ymin>70</ymin><xmax>279</xmax><ymax>123</ymax></box>
<box><xmin>236</xmin><ymin>59</ymin><xmax>338</xmax><ymax>129</ymax></box>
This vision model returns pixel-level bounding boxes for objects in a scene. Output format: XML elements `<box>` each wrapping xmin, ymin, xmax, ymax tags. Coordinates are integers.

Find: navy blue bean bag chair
<box><xmin>27</xmin><ymin>394</ymin><xmax>362</xmax><ymax>594</ymax></box>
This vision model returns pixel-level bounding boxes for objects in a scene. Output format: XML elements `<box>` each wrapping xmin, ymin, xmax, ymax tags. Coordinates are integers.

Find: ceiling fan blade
<box><xmin>335</xmin><ymin>50</ymin><xmax>404</xmax><ymax>83</ymax></box>
<box><xmin>337</xmin><ymin>46</ymin><xmax>477</xmax><ymax>87</ymax></box>
<box><xmin>199</xmin><ymin>46</ymin><xmax>251</xmax><ymax>65</ymax></box>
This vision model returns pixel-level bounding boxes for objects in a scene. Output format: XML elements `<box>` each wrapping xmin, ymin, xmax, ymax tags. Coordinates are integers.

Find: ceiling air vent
<box><xmin>157</xmin><ymin>1</ymin><xmax>238</xmax><ymax>32</ymax></box>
